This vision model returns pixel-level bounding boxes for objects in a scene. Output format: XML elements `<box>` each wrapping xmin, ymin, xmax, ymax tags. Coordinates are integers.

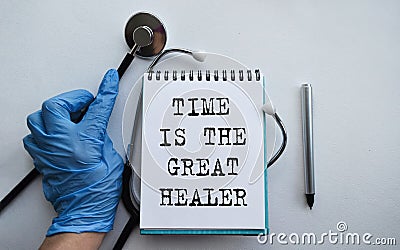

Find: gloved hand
<box><xmin>23</xmin><ymin>69</ymin><xmax>123</xmax><ymax>236</ymax></box>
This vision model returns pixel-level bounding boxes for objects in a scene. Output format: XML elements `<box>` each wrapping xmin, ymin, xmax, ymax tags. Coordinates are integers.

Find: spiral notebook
<box><xmin>140</xmin><ymin>69</ymin><xmax>268</xmax><ymax>235</ymax></box>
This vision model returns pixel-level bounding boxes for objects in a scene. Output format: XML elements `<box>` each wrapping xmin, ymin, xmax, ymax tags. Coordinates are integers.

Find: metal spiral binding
<box><xmin>214</xmin><ymin>70</ymin><xmax>219</xmax><ymax>81</ymax></box>
<box><xmin>147</xmin><ymin>69</ymin><xmax>261</xmax><ymax>81</ymax></box>
<box><xmin>239</xmin><ymin>70</ymin><xmax>244</xmax><ymax>81</ymax></box>
<box><xmin>181</xmin><ymin>70</ymin><xmax>185</xmax><ymax>81</ymax></box>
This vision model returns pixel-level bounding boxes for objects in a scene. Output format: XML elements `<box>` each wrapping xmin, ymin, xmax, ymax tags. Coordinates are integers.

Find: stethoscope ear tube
<box><xmin>121</xmin><ymin>163</ymin><xmax>139</xmax><ymax>219</ymax></box>
<box><xmin>267</xmin><ymin>113</ymin><xmax>287</xmax><ymax>168</ymax></box>
<box><xmin>117</xmin><ymin>53</ymin><xmax>136</xmax><ymax>79</ymax></box>
<box><xmin>113</xmin><ymin>163</ymin><xmax>139</xmax><ymax>250</ymax></box>
<box><xmin>0</xmin><ymin>168</ymin><xmax>39</xmax><ymax>213</ymax></box>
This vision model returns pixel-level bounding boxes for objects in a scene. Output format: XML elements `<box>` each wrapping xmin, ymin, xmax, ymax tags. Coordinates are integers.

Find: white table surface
<box><xmin>0</xmin><ymin>1</ymin><xmax>399</xmax><ymax>249</ymax></box>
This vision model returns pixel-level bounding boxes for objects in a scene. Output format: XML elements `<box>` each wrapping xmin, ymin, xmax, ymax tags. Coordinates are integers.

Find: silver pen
<box><xmin>301</xmin><ymin>83</ymin><xmax>315</xmax><ymax>209</ymax></box>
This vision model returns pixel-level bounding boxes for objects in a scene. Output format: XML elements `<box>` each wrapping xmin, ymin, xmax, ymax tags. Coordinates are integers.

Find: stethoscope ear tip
<box><xmin>262</xmin><ymin>103</ymin><xmax>276</xmax><ymax>116</ymax></box>
<box><xmin>192</xmin><ymin>51</ymin><xmax>207</xmax><ymax>62</ymax></box>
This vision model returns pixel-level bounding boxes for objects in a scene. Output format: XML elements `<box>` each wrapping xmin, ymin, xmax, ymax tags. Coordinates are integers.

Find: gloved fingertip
<box><xmin>26</xmin><ymin>111</ymin><xmax>42</xmax><ymax>127</ymax></box>
<box><xmin>74</xmin><ymin>89</ymin><xmax>95</xmax><ymax>101</ymax></box>
<box><xmin>22</xmin><ymin>134</ymin><xmax>31</xmax><ymax>145</ymax></box>
<box><xmin>106</xmin><ymin>68</ymin><xmax>119</xmax><ymax>81</ymax></box>
<box><xmin>98</xmin><ymin>69</ymin><xmax>119</xmax><ymax>96</ymax></box>
<box><xmin>81</xmin><ymin>69</ymin><xmax>119</xmax><ymax>134</ymax></box>
<box><xmin>22</xmin><ymin>134</ymin><xmax>36</xmax><ymax>153</ymax></box>
<box><xmin>42</xmin><ymin>89</ymin><xmax>95</xmax><ymax>117</ymax></box>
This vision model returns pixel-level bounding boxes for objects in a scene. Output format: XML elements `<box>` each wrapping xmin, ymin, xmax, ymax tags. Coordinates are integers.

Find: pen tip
<box><xmin>306</xmin><ymin>194</ymin><xmax>314</xmax><ymax>210</ymax></box>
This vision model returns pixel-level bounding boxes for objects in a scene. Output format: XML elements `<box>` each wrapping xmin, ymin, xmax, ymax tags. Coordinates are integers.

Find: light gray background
<box><xmin>0</xmin><ymin>0</ymin><xmax>399</xmax><ymax>249</ymax></box>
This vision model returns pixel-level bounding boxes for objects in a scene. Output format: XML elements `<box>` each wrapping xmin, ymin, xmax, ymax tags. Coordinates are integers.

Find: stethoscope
<box><xmin>0</xmin><ymin>12</ymin><xmax>287</xmax><ymax>250</ymax></box>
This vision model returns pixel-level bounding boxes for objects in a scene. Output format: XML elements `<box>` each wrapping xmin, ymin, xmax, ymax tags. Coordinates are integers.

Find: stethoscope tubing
<box><xmin>0</xmin><ymin>51</ymin><xmax>140</xmax><ymax>249</ymax></box>
<box><xmin>0</xmin><ymin>48</ymin><xmax>288</xmax><ymax>250</ymax></box>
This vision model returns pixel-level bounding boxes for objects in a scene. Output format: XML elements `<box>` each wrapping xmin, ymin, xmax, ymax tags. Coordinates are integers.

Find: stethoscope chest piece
<box><xmin>124</xmin><ymin>12</ymin><xmax>167</xmax><ymax>58</ymax></box>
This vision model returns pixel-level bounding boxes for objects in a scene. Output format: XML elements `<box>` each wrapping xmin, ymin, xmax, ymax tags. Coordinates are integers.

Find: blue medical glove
<box><xmin>23</xmin><ymin>69</ymin><xmax>123</xmax><ymax>236</ymax></box>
